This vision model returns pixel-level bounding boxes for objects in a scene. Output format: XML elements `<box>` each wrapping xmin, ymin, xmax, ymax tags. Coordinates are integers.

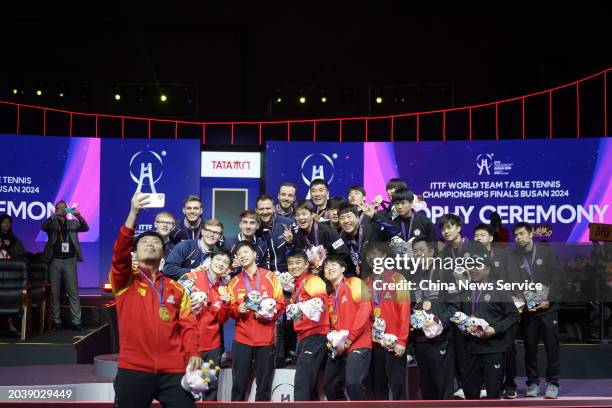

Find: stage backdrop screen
<box><xmin>266</xmin><ymin>139</ymin><xmax>611</xmax><ymax>242</ymax></box>
<box><xmin>0</xmin><ymin>134</ymin><xmax>200</xmax><ymax>288</ymax></box>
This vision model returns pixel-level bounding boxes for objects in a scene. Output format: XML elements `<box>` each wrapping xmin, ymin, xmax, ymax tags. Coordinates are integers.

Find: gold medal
<box><xmin>422</xmin><ymin>300</ymin><xmax>432</xmax><ymax>311</ymax></box>
<box><xmin>159</xmin><ymin>306</ymin><xmax>170</xmax><ymax>321</ymax></box>
<box><xmin>374</xmin><ymin>306</ymin><xmax>381</xmax><ymax>318</ymax></box>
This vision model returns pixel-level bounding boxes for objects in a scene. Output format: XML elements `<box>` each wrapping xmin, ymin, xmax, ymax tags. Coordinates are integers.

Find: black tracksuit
<box><xmin>291</xmin><ymin>222</ymin><xmax>351</xmax><ymax>273</ymax></box>
<box><xmin>487</xmin><ymin>246</ymin><xmax>522</xmax><ymax>392</ymax></box>
<box><xmin>373</xmin><ymin>211</ymin><xmax>438</xmax><ymax>243</ymax></box>
<box><xmin>340</xmin><ymin>222</ymin><xmax>386</xmax><ymax>279</ymax></box>
<box><xmin>411</xmin><ymin>266</ymin><xmax>460</xmax><ymax>400</ymax></box>
<box><xmin>459</xmin><ymin>286</ymin><xmax>519</xmax><ymax>399</ymax></box>
<box><xmin>513</xmin><ymin>243</ymin><xmax>561</xmax><ymax>388</ymax></box>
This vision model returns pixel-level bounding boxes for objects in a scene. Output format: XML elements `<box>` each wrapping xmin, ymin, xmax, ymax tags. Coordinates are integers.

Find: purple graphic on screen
<box><xmin>363</xmin><ymin>142</ymin><xmax>399</xmax><ymax>201</ymax></box>
<box><xmin>35</xmin><ymin>138</ymin><xmax>100</xmax><ymax>242</ymax></box>
<box><xmin>568</xmin><ymin>139</ymin><xmax>612</xmax><ymax>242</ymax></box>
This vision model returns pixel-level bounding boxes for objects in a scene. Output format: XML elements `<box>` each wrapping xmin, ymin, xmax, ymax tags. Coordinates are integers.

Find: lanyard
<box><xmin>242</xmin><ymin>269</ymin><xmax>260</xmax><ymax>293</ymax></box>
<box><xmin>58</xmin><ymin>220</ymin><xmax>68</xmax><ymax>243</ymax></box>
<box><xmin>304</xmin><ymin>222</ymin><xmax>319</xmax><ymax>247</ymax></box>
<box><xmin>347</xmin><ymin>225</ymin><xmax>364</xmax><ymax>259</ymax></box>
<box><xmin>471</xmin><ymin>289</ymin><xmax>483</xmax><ymax>315</ymax></box>
<box><xmin>400</xmin><ymin>216</ymin><xmax>414</xmax><ymax>241</ymax></box>
<box><xmin>373</xmin><ymin>275</ymin><xmax>383</xmax><ymax>306</ymax></box>
<box><xmin>332</xmin><ymin>280</ymin><xmax>344</xmax><ymax>314</ymax></box>
<box><xmin>292</xmin><ymin>275</ymin><xmax>306</xmax><ymax>304</ymax></box>
<box><xmin>523</xmin><ymin>245</ymin><xmax>537</xmax><ymax>278</ymax></box>
<box><xmin>449</xmin><ymin>237</ymin><xmax>465</xmax><ymax>259</ymax></box>
<box><xmin>139</xmin><ymin>268</ymin><xmax>165</xmax><ymax>308</ymax></box>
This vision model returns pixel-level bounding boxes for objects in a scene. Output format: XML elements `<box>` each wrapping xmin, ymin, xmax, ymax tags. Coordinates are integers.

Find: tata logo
<box><xmin>476</xmin><ymin>154</ymin><xmax>493</xmax><ymax>176</ymax></box>
<box><xmin>301</xmin><ymin>153</ymin><xmax>336</xmax><ymax>192</ymax></box>
<box><xmin>130</xmin><ymin>150</ymin><xmax>166</xmax><ymax>193</ymax></box>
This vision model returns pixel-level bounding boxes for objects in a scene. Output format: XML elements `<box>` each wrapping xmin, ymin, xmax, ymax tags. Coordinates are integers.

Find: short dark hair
<box><xmin>55</xmin><ymin>200</ymin><xmax>68</xmax><ymax>207</ymax></box>
<box><xmin>183</xmin><ymin>195</ymin><xmax>202</xmax><ymax>206</ymax></box>
<box><xmin>348</xmin><ymin>185</ymin><xmax>366</xmax><ymax>196</ymax></box>
<box><xmin>326</xmin><ymin>196</ymin><xmax>346</xmax><ymax>210</ymax></box>
<box><xmin>391</xmin><ymin>187</ymin><xmax>414</xmax><ymax>204</ymax></box>
<box><xmin>256</xmin><ymin>194</ymin><xmax>275</xmax><ymax>206</ymax></box>
<box><xmin>134</xmin><ymin>230</ymin><xmax>165</xmax><ymax>251</ymax></box>
<box><xmin>279</xmin><ymin>182</ymin><xmax>297</xmax><ymax>192</ymax></box>
<box><xmin>363</xmin><ymin>243</ymin><xmax>392</xmax><ymax>258</ymax></box>
<box><xmin>512</xmin><ymin>222</ymin><xmax>533</xmax><ymax>234</ymax></box>
<box><xmin>474</xmin><ymin>223</ymin><xmax>494</xmax><ymax>236</ymax></box>
<box><xmin>233</xmin><ymin>240</ymin><xmax>258</xmax><ymax>255</ymax></box>
<box><xmin>295</xmin><ymin>199</ymin><xmax>314</xmax><ymax>213</ymax></box>
<box><xmin>412</xmin><ymin>236</ymin><xmax>436</xmax><ymax>253</ymax></box>
<box><xmin>309</xmin><ymin>178</ymin><xmax>329</xmax><ymax>191</ymax></box>
<box><xmin>286</xmin><ymin>248</ymin><xmax>308</xmax><ymax>262</ymax></box>
<box><xmin>211</xmin><ymin>247</ymin><xmax>232</xmax><ymax>261</ymax></box>
<box><xmin>239</xmin><ymin>210</ymin><xmax>260</xmax><ymax>224</ymax></box>
<box><xmin>322</xmin><ymin>255</ymin><xmax>348</xmax><ymax>270</ymax></box>
<box><xmin>338</xmin><ymin>203</ymin><xmax>360</xmax><ymax>218</ymax></box>
<box><xmin>438</xmin><ymin>214</ymin><xmax>462</xmax><ymax>229</ymax></box>
<box><xmin>386</xmin><ymin>178</ymin><xmax>407</xmax><ymax>191</ymax></box>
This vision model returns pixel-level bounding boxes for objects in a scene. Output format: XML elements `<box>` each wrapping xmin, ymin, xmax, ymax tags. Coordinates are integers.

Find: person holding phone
<box><xmin>41</xmin><ymin>200</ymin><xmax>89</xmax><ymax>331</ymax></box>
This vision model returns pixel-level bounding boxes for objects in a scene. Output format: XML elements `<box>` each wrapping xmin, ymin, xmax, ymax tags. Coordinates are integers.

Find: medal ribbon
<box><xmin>304</xmin><ymin>222</ymin><xmax>319</xmax><ymax>247</ymax></box>
<box><xmin>471</xmin><ymin>288</ymin><xmax>483</xmax><ymax>315</ymax></box>
<box><xmin>400</xmin><ymin>216</ymin><xmax>414</xmax><ymax>241</ymax></box>
<box><xmin>139</xmin><ymin>267</ymin><xmax>165</xmax><ymax>308</ymax></box>
<box><xmin>332</xmin><ymin>280</ymin><xmax>344</xmax><ymax>315</ymax></box>
<box><xmin>449</xmin><ymin>237</ymin><xmax>465</xmax><ymax>260</ymax></box>
<box><xmin>523</xmin><ymin>245</ymin><xmax>537</xmax><ymax>280</ymax></box>
<box><xmin>242</xmin><ymin>269</ymin><xmax>261</xmax><ymax>293</ymax></box>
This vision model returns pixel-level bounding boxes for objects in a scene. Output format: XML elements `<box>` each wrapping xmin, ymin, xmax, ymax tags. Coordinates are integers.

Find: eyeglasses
<box><xmin>155</xmin><ymin>221</ymin><xmax>175</xmax><ymax>226</ymax></box>
<box><xmin>204</xmin><ymin>228</ymin><xmax>223</xmax><ymax>237</ymax></box>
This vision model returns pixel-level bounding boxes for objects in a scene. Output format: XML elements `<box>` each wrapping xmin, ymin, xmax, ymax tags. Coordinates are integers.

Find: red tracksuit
<box><xmin>365</xmin><ymin>269</ymin><xmax>410</xmax><ymax>346</ymax></box>
<box><xmin>228</xmin><ymin>268</ymin><xmax>287</xmax><ymax>346</ymax></box>
<box><xmin>328</xmin><ymin>276</ymin><xmax>372</xmax><ymax>352</ymax></box>
<box><xmin>291</xmin><ymin>273</ymin><xmax>330</xmax><ymax>341</ymax></box>
<box><xmin>183</xmin><ymin>270</ymin><xmax>231</xmax><ymax>352</ymax></box>
<box><xmin>109</xmin><ymin>226</ymin><xmax>199</xmax><ymax>374</ymax></box>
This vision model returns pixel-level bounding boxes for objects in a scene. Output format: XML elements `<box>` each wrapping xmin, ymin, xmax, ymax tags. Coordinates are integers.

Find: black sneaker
<box><xmin>52</xmin><ymin>322</ymin><xmax>62</xmax><ymax>331</ymax></box>
<box><xmin>73</xmin><ymin>324</ymin><xmax>82</xmax><ymax>331</ymax></box>
<box><xmin>502</xmin><ymin>389</ymin><xmax>517</xmax><ymax>399</ymax></box>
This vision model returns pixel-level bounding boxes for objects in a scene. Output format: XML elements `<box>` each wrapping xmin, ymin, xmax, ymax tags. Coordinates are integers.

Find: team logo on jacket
<box><xmin>536</xmin><ymin>258</ymin><xmax>543</xmax><ymax>266</ymax></box>
<box><xmin>166</xmin><ymin>295</ymin><xmax>175</xmax><ymax>305</ymax></box>
<box><xmin>384</xmin><ymin>292</ymin><xmax>392</xmax><ymax>300</ymax></box>
<box><xmin>440</xmin><ymin>349</ymin><xmax>446</xmax><ymax>355</ymax></box>
<box><xmin>342</xmin><ymin>295</ymin><xmax>348</xmax><ymax>303</ymax></box>
<box><xmin>494</xmin><ymin>364</ymin><xmax>501</xmax><ymax>369</ymax></box>
<box><xmin>413</xmin><ymin>229</ymin><xmax>421</xmax><ymax>236</ymax></box>
<box><xmin>494</xmin><ymin>261</ymin><xmax>500</xmax><ymax>268</ymax></box>
<box><xmin>484</xmin><ymin>294</ymin><xmax>491</xmax><ymax>302</ymax></box>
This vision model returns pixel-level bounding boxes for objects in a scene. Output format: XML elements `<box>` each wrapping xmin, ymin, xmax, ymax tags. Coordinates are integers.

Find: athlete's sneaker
<box><xmin>479</xmin><ymin>389</ymin><xmax>487</xmax><ymax>398</ymax></box>
<box><xmin>545</xmin><ymin>383</ymin><xmax>559</xmax><ymax>399</ymax></box>
<box><xmin>502</xmin><ymin>389</ymin><xmax>517</xmax><ymax>399</ymax></box>
<box><xmin>525</xmin><ymin>384</ymin><xmax>540</xmax><ymax>397</ymax></box>
<box><xmin>453</xmin><ymin>389</ymin><xmax>465</xmax><ymax>399</ymax></box>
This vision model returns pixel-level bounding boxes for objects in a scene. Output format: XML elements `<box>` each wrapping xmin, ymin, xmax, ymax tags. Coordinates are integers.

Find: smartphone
<box><xmin>138</xmin><ymin>193</ymin><xmax>166</xmax><ymax>208</ymax></box>
<box><xmin>65</xmin><ymin>208</ymin><xmax>75</xmax><ymax>214</ymax></box>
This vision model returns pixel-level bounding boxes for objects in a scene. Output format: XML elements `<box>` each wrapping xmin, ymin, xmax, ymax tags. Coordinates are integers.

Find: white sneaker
<box><xmin>480</xmin><ymin>389</ymin><xmax>487</xmax><ymax>398</ymax></box>
<box><xmin>453</xmin><ymin>389</ymin><xmax>465</xmax><ymax>399</ymax></box>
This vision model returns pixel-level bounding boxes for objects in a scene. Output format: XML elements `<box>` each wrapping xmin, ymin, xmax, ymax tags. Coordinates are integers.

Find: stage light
<box><xmin>299</xmin><ymin>96</ymin><xmax>306</xmax><ymax>104</ymax></box>
<box><xmin>276</xmin><ymin>97</ymin><xmax>282</xmax><ymax>103</ymax></box>
<box><xmin>36</xmin><ymin>89</ymin><xmax>42</xmax><ymax>96</ymax></box>
<box><xmin>375</xmin><ymin>96</ymin><xmax>383</xmax><ymax>104</ymax></box>
<box><xmin>321</xmin><ymin>96</ymin><xmax>327</xmax><ymax>103</ymax></box>
<box><xmin>59</xmin><ymin>92</ymin><xmax>64</xmax><ymax>98</ymax></box>
<box><xmin>160</xmin><ymin>94</ymin><xmax>168</xmax><ymax>102</ymax></box>
<box><xmin>12</xmin><ymin>88</ymin><xmax>18</xmax><ymax>95</ymax></box>
<box><xmin>114</xmin><ymin>93</ymin><xmax>121</xmax><ymax>101</ymax></box>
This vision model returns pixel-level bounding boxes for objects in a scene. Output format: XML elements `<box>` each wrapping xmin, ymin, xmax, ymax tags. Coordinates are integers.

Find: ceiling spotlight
<box><xmin>276</xmin><ymin>97</ymin><xmax>282</xmax><ymax>103</ymax></box>
<box><xmin>12</xmin><ymin>89</ymin><xmax>18</xmax><ymax>95</ymax></box>
<box><xmin>299</xmin><ymin>96</ymin><xmax>306</xmax><ymax>104</ymax></box>
<box><xmin>36</xmin><ymin>89</ymin><xmax>42</xmax><ymax>96</ymax></box>
<box><xmin>160</xmin><ymin>94</ymin><xmax>168</xmax><ymax>102</ymax></box>
<box><xmin>321</xmin><ymin>96</ymin><xmax>327</xmax><ymax>103</ymax></box>
<box><xmin>375</xmin><ymin>96</ymin><xmax>383</xmax><ymax>104</ymax></box>
<box><xmin>114</xmin><ymin>93</ymin><xmax>121</xmax><ymax>101</ymax></box>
